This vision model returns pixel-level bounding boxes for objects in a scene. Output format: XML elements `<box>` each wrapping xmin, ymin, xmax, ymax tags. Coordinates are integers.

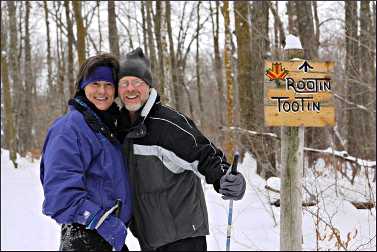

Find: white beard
<box><xmin>125</xmin><ymin>102</ymin><xmax>142</xmax><ymax>112</ymax></box>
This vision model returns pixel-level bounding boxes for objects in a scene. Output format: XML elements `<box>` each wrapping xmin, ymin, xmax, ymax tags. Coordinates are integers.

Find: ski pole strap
<box><xmin>95</xmin><ymin>199</ymin><xmax>122</xmax><ymax>229</ymax></box>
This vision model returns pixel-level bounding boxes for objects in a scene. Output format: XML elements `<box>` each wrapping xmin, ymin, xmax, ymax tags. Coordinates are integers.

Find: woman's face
<box><xmin>84</xmin><ymin>81</ymin><xmax>115</xmax><ymax>111</ymax></box>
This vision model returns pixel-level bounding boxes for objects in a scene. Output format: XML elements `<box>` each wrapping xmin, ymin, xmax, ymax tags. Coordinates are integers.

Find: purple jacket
<box><xmin>40</xmin><ymin>103</ymin><xmax>132</xmax><ymax>241</ymax></box>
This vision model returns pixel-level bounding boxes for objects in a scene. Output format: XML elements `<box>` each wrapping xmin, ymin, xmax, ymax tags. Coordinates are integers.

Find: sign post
<box><xmin>264</xmin><ymin>35</ymin><xmax>335</xmax><ymax>251</ymax></box>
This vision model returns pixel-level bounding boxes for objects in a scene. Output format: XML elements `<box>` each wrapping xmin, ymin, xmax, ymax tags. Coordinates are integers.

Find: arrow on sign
<box><xmin>298</xmin><ymin>60</ymin><xmax>314</xmax><ymax>73</ymax></box>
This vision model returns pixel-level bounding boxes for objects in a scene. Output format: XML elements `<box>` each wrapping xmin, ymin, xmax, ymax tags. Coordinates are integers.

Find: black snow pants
<box><xmin>59</xmin><ymin>223</ymin><xmax>128</xmax><ymax>251</ymax></box>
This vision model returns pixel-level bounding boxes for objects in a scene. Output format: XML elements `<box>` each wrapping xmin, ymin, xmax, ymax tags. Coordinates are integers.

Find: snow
<box><xmin>1</xmin><ymin>149</ymin><xmax>376</xmax><ymax>251</ymax></box>
<box><xmin>285</xmin><ymin>34</ymin><xmax>303</xmax><ymax>50</ymax></box>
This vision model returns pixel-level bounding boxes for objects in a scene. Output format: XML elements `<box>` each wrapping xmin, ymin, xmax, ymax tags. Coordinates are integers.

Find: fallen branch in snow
<box><xmin>264</xmin><ymin>185</ymin><xmax>280</xmax><ymax>194</ymax></box>
<box><xmin>220</xmin><ymin>126</ymin><xmax>280</xmax><ymax>140</ymax></box>
<box><xmin>304</xmin><ymin>147</ymin><xmax>376</xmax><ymax>168</ymax></box>
<box><xmin>350</xmin><ymin>201</ymin><xmax>375</xmax><ymax>210</ymax></box>
<box><xmin>270</xmin><ymin>198</ymin><xmax>318</xmax><ymax>207</ymax></box>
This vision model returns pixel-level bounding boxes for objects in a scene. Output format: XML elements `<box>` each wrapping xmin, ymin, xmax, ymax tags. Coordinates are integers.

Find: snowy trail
<box><xmin>1</xmin><ymin>149</ymin><xmax>376</xmax><ymax>251</ymax></box>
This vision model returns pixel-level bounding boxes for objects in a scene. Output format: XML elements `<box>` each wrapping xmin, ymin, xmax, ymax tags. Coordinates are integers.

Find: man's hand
<box><xmin>219</xmin><ymin>169</ymin><xmax>246</xmax><ymax>200</ymax></box>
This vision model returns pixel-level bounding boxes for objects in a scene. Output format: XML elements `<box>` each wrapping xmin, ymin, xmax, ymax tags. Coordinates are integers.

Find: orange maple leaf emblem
<box><xmin>265</xmin><ymin>63</ymin><xmax>289</xmax><ymax>81</ymax></box>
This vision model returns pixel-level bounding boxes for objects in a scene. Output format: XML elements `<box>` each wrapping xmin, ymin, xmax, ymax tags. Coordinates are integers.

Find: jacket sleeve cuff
<box><xmin>74</xmin><ymin>199</ymin><xmax>103</xmax><ymax>226</ymax></box>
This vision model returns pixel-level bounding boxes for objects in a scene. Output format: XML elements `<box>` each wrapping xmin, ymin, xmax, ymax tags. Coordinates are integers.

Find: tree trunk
<box><xmin>234</xmin><ymin>1</ymin><xmax>251</xmax><ymax>158</ymax></box>
<box><xmin>54</xmin><ymin>1</ymin><xmax>66</xmax><ymax>114</ymax></box>
<box><xmin>286</xmin><ymin>1</ymin><xmax>298</xmax><ymax>36</ymax></box>
<box><xmin>250</xmin><ymin>1</ymin><xmax>276</xmax><ymax>178</ymax></box>
<box><xmin>64</xmin><ymin>0</ymin><xmax>75</xmax><ymax>98</ymax></box>
<box><xmin>312</xmin><ymin>1</ymin><xmax>320</xmax><ymax>52</ymax></box>
<box><xmin>269</xmin><ymin>1</ymin><xmax>286</xmax><ymax>56</ymax></box>
<box><xmin>222</xmin><ymin>1</ymin><xmax>234</xmax><ymax>159</ymax></box>
<box><xmin>72</xmin><ymin>1</ymin><xmax>86</xmax><ymax>66</ymax></box>
<box><xmin>154</xmin><ymin>1</ymin><xmax>166</xmax><ymax>100</ymax></box>
<box><xmin>196</xmin><ymin>1</ymin><xmax>204</xmax><ymax>128</ymax></box>
<box><xmin>141</xmin><ymin>1</ymin><xmax>149</xmax><ymax>57</ymax></box>
<box><xmin>166</xmin><ymin>1</ymin><xmax>180</xmax><ymax>110</ymax></box>
<box><xmin>274</xmin><ymin>1</ymin><xmax>279</xmax><ymax>55</ymax></box>
<box><xmin>21</xmin><ymin>1</ymin><xmax>34</xmax><ymax>154</ymax></box>
<box><xmin>234</xmin><ymin>1</ymin><xmax>252</xmax><ymax>132</ymax></box>
<box><xmin>97</xmin><ymin>0</ymin><xmax>102</xmax><ymax>52</ymax></box>
<box><xmin>1</xmin><ymin>10</ymin><xmax>18</xmax><ymax>167</ymax></box>
<box><xmin>43</xmin><ymin>1</ymin><xmax>53</xmax><ymax>95</ymax></box>
<box><xmin>210</xmin><ymin>1</ymin><xmax>225</xmax><ymax>126</ymax></box>
<box><xmin>345</xmin><ymin>1</ymin><xmax>361</xmax><ymax>158</ymax></box>
<box><xmin>7</xmin><ymin>1</ymin><xmax>22</xmax><ymax>154</ymax></box>
<box><xmin>108</xmin><ymin>0</ymin><xmax>120</xmax><ymax>58</ymax></box>
<box><xmin>146</xmin><ymin>1</ymin><xmax>157</xmax><ymax>79</ymax></box>
<box><xmin>359</xmin><ymin>1</ymin><xmax>375</xmax><ymax>160</ymax></box>
<box><xmin>294</xmin><ymin>1</ymin><xmax>318</xmax><ymax>59</ymax></box>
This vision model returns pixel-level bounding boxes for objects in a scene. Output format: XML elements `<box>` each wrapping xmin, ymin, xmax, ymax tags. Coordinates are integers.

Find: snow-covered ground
<box><xmin>1</xmin><ymin>149</ymin><xmax>376</xmax><ymax>251</ymax></box>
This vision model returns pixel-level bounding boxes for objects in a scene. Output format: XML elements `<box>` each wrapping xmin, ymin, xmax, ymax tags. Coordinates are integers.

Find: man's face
<box><xmin>118</xmin><ymin>76</ymin><xmax>150</xmax><ymax>112</ymax></box>
<box><xmin>84</xmin><ymin>81</ymin><xmax>115</xmax><ymax>111</ymax></box>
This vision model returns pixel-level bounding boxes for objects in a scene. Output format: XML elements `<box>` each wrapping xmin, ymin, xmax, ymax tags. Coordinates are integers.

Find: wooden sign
<box><xmin>264</xmin><ymin>60</ymin><xmax>335</xmax><ymax>127</ymax></box>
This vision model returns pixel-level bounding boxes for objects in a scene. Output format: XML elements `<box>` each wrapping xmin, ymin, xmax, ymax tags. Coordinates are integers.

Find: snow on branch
<box><xmin>334</xmin><ymin>93</ymin><xmax>374</xmax><ymax>113</ymax></box>
<box><xmin>221</xmin><ymin>126</ymin><xmax>280</xmax><ymax>140</ymax></box>
<box><xmin>304</xmin><ymin>147</ymin><xmax>376</xmax><ymax>168</ymax></box>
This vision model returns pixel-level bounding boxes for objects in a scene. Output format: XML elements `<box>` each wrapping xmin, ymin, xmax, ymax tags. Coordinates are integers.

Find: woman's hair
<box><xmin>74</xmin><ymin>53</ymin><xmax>119</xmax><ymax>95</ymax></box>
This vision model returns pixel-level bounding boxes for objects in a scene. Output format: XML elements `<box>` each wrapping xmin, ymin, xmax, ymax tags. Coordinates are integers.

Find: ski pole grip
<box><xmin>231</xmin><ymin>152</ymin><xmax>240</xmax><ymax>175</ymax></box>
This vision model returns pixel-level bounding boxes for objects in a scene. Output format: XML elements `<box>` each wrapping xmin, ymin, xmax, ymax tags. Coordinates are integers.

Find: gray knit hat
<box><xmin>119</xmin><ymin>47</ymin><xmax>153</xmax><ymax>87</ymax></box>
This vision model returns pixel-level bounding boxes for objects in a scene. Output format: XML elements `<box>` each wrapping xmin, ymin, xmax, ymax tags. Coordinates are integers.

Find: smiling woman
<box><xmin>84</xmin><ymin>81</ymin><xmax>115</xmax><ymax>111</ymax></box>
<box><xmin>39</xmin><ymin>53</ymin><xmax>132</xmax><ymax>251</ymax></box>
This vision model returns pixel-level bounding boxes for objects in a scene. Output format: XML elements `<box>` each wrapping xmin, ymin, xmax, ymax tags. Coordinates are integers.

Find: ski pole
<box><xmin>112</xmin><ymin>199</ymin><xmax>122</xmax><ymax>252</ymax></box>
<box><xmin>226</xmin><ymin>152</ymin><xmax>240</xmax><ymax>251</ymax></box>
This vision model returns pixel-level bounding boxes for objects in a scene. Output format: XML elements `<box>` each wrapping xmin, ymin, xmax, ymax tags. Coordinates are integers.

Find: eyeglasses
<box><xmin>119</xmin><ymin>79</ymin><xmax>146</xmax><ymax>88</ymax></box>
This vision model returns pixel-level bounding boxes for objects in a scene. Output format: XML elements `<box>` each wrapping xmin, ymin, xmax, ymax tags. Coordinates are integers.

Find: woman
<box><xmin>40</xmin><ymin>53</ymin><xmax>131</xmax><ymax>251</ymax></box>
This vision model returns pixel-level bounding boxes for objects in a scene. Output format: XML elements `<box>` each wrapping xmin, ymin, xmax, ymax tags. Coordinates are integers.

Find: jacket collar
<box><xmin>141</xmin><ymin>88</ymin><xmax>158</xmax><ymax>119</ymax></box>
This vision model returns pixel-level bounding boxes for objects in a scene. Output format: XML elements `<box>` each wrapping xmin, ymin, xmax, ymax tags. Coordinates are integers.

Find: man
<box><xmin>117</xmin><ymin>48</ymin><xmax>246</xmax><ymax>251</ymax></box>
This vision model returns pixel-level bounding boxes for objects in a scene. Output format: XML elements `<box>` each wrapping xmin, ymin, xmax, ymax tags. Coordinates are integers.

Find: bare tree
<box><xmin>345</xmin><ymin>1</ymin><xmax>361</xmax><ymax>158</ymax></box>
<box><xmin>153</xmin><ymin>1</ymin><xmax>166</xmax><ymax>100</ymax></box>
<box><xmin>234</xmin><ymin>1</ymin><xmax>252</xmax><ymax>147</ymax></box>
<box><xmin>166</xmin><ymin>1</ymin><xmax>180</xmax><ymax>110</ymax></box>
<box><xmin>43</xmin><ymin>1</ymin><xmax>53</xmax><ymax>95</ymax></box>
<box><xmin>64</xmin><ymin>0</ymin><xmax>75</xmax><ymax>98</ymax></box>
<box><xmin>53</xmin><ymin>1</ymin><xmax>66</xmax><ymax>114</ymax></box>
<box><xmin>195</xmin><ymin>1</ymin><xmax>204</xmax><ymax>127</ymax></box>
<box><xmin>22</xmin><ymin>0</ymin><xmax>35</xmax><ymax>153</ymax></box>
<box><xmin>72</xmin><ymin>1</ymin><xmax>86</xmax><ymax>66</ymax></box>
<box><xmin>146</xmin><ymin>1</ymin><xmax>158</xmax><ymax>89</ymax></box>
<box><xmin>210</xmin><ymin>1</ymin><xmax>225</xmax><ymax>126</ymax></box>
<box><xmin>7</xmin><ymin>1</ymin><xmax>21</xmax><ymax>154</ymax></box>
<box><xmin>286</xmin><ymin>1</ymin><xmax>298</xmax><ymax>36</ymax></box>
<box><xmin>222</xmin><ymin>1</ymin><xmax>234</xmax><ymax>158</ymax></box>
<box><xmin>359</xmin><ymin>0</ymin><xmax>375</xmax><ymax>160</ymax></box>
<box><xmin>108</xmin><ymin>0</ymin><xmax>120</xmax><ymax>58</ymax></box>
<box><xmin>141</xmin><ymin>1</ymin><xmax>148</xmax><ymax>57</ymax></box>
<box><xmin>1</xmin><ymin>8</ymin><xmax>17</xmax><ymax>167</ymax></box>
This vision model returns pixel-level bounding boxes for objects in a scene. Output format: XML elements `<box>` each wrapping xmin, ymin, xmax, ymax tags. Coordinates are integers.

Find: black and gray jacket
<box><xmin>119</xmin><ymin>88</ymin><xmax>230</xmax><ymax>250</ymax></box>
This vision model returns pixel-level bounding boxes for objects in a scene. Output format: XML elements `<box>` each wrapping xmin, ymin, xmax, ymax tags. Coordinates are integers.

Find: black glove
<box><xmin>219</xmin><ymin>169</ymin><xmax>246</xmax><ymax>200</ymax></box>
